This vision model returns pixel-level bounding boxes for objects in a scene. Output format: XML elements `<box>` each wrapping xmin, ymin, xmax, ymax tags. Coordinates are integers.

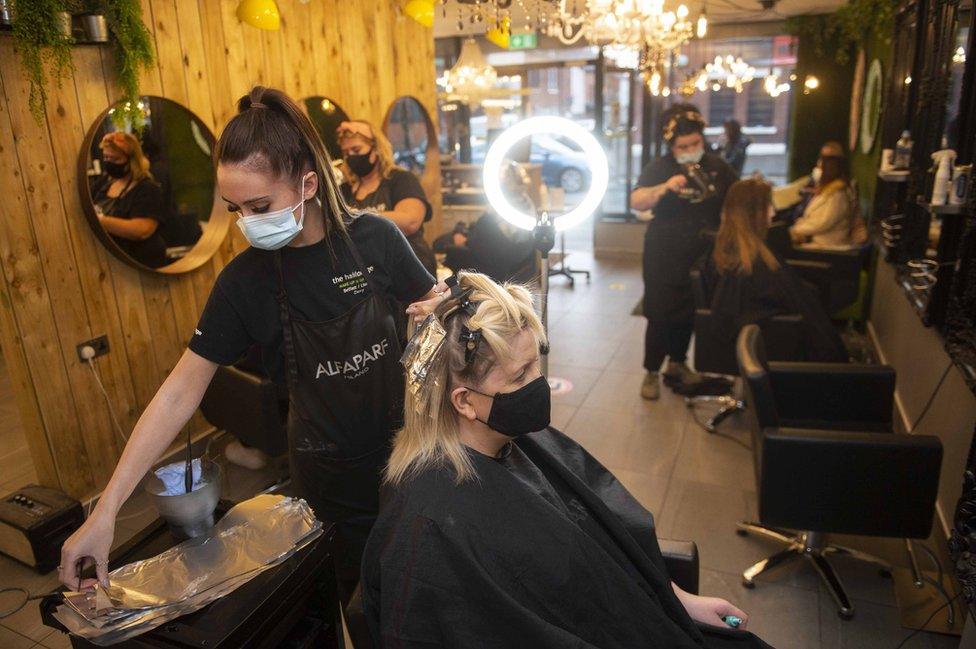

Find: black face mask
<box><xmin>345</xmin><ymin>150</ymin><xmax>376</xmax><ymax>177</ymax></box>
<box><xmin>468</xmin><ymin>375</ymin><xmax>551</xmax><ymax>437</ymax></box>
<box><xmin>103</xmin><ymin>160</ymin><xmax>130</xmax><ymax>178</ymax></box>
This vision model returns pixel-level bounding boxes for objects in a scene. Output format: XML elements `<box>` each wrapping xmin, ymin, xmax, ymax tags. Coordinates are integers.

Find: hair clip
<box><xmin>459</xmin><ymin>325</ymin><xmax>482</xmax><ymax>365</ymax></box>
<box><xmin>250</xmin><ymin>101</ymin><xmax>267</xmax><ymax>109</ymax></box>
<box><xmin>444</xmin><ymin>274</ymin><xmax>465</xmax><ymax>299</ymax></box>
<box><xmin>442</xmin><ymin>287</ymin><xmax>478</xmax><ymax>322</ymax></box>
<box><xmin>457</xmin><ymin>292</ymin><xmax>477</xmax><ymax>317</ymax></box>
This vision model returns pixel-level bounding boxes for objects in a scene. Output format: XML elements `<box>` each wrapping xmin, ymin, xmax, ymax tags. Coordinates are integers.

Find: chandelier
<box><xmin>437</xmin><ymin>38</ymin><xmax>498</xmax><ymax>105</ymax></box>
<box><xmin>763</xmin><ymin>74</ymin><xmax>791</xmax><ymax>97</ymax></box>
<box><xmin>545</xmin><ymin>0</ymin><xmax>703</xmax><ymax>52</ymax></box>
<box><xmin>675</xmin><ymin>54</ymin><xmax>756</xmax><ymax>96</ymax></box>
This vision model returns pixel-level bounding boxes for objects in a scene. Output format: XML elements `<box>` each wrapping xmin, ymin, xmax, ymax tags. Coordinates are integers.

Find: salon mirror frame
<box><xmin>77</xmin><ymin>97</ymin><xmax>231</xmax><ymax>275</ymax></box>
<box><xmin>860</xmin><ymin>59</ymin><xmax>883</xmax><ymax>154</ymax></box>
<box><xmin>382</xmin><ymin>95</ymin><xmax>438</xmax><ymax>178</ymax></box>
<box><xmin>303</xmin><ymin>95</ymin><xmax>350</xmax><ymax>161</ymax></box>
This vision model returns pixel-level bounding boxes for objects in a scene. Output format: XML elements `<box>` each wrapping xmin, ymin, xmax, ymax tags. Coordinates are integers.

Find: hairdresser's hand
<box><xmin>673</xmin><ymin>583</ymin><xmax>749</xmax><ymax>630</ymax></box>
<box><xmin>406</xmin><ymin>280</ymin><xmax>449</xmax><ymax>323</ymax></box>
<box><xmin>665</xmin><ymin>174</ymin><xmax>688</xmax><ymax>194</ymax></box>
<box><xmin>60</xmin><ymin>509</ymin><xmax>115</xmax><ymax>590</ymax></box>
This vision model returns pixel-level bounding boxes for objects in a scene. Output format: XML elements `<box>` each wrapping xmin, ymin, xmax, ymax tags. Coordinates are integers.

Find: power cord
<box><xmin>908</xmin><ymin>360</ymin><xmax>954</xmax><ymax>433</ymax></box>
<box><xmin>80</xmin><ymin>348</ymin><xmax>129</xmax><ymax>447</ymax></box>
<box><xmin>892</xmin><ymin>591</ymin><xmax>962</xmax><ymax>649</ymax></box>
<box><xmin>687</xmin><ymin>401</ymin><xmax>752</xmax><ymax>450</ymax></box>
<box><xmin>0</xmin><ymin>586</ymin><xmax>60</xmax><ymax>620</ymax></box>
<box><xmin>79</xmin><ymin>347</ymin><xmax>152</xmax><ymax>523</ymax></box>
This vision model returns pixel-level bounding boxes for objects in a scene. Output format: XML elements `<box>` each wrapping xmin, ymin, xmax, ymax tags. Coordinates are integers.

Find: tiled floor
<box><xmin>0</xmin><ymin>250</ymin><xmax>964</xmax><ymax>648</ymax></box>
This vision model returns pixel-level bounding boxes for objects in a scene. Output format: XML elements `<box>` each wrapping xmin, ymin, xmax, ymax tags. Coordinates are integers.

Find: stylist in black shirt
<box><xmin>337</xmin><ymin>120</ymin><xmax>438</xmax><ymax>276</ymax></box>
<box><xmin>60</xmin><ymin>87</ymin><xmax>444</xmax><ymax>606</ymax></box>
<box><xmin>631</xmin><ymin>106</ymin><xmax>736</xmax><ymax>401</ymax></box>
<box><xmin>92</xmin><ymin>132</ymin><xmax>169</xmax><ymax>268</ymax></box>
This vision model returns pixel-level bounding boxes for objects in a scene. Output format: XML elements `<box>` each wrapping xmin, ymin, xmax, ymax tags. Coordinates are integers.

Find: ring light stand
<box><xmin>482</xmin><ymin>116</ymin><xmax>609</xmax><ymax>379</ymax></box>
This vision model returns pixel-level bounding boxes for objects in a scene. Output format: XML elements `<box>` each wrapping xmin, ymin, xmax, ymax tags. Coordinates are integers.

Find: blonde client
<box><xmin>361</xmin><ymin>272</ymin><xmax>775</xmax><ymax>648</ymax></box>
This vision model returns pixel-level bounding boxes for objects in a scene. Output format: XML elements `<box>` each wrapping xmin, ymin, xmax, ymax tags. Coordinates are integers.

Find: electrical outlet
<box><xmin>77</xmin><ymin>335</ymin><xmax>110</xmax><ymax>362</ymax></box>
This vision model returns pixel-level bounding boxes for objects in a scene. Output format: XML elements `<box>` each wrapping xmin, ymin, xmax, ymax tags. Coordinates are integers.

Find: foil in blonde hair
<box><xmin>400</xmin><ymin>314</ymin><xmax>447</xmax><ymax>416</ymax></box>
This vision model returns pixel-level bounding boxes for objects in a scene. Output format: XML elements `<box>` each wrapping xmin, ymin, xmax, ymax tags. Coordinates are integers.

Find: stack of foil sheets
<box><xmin>54</xmin><ymin>495</ymin><xmax>322</xmax><ymax>646</ymax></box>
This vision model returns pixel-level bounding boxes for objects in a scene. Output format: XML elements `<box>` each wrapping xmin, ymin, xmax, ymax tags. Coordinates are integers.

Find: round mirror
<box><xmin>79</xmin><ymin>96</ymin><xmax>230</xmax><ymax>273</ymax></box>
<box><xmin>860</xmin><ymin>59</ymin><xmax>883</xmax><ymax>154</ymax></box>
<box><xmin>303</xmin><ymin>96</ymin><xmax>350</xmax><ymax>160</ymax></box>
<box><xmin>383</xmin><ymin>97</ymin><xmax>435</xmax><ymax>176</ymax></box>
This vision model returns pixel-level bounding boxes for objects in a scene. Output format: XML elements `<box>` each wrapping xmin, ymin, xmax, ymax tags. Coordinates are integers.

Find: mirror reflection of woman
<box><xmin>92</xmin><ymin>132</ymin><xmax>169</xmax><ymax>269</ymax></box>
<box><xmin>60</xmin><ymin>87</ymin><xmax>443</xmax><ymax>605</ymax></box>
<box><xmin>337</xmin><ymin>120</ymin><xmax>437</xmax><ymax>276</ymax></box>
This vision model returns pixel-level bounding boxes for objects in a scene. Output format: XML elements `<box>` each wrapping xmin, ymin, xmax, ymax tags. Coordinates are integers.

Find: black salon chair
<box><xmin>786</xmin><ymin>243</ymin><xmax>872</xmax><ymax>316</ymax></box>
<box><xmin>688</xmin><ymin>268</ymin><xmax>805</xmax><ymax>432</ymax></box>
<box><xmin>342</xmin><ymin>539</ymin><xmax>700</xmax><ymax>649</ymax></box>
<box><xmin>199</xmin><ymin>348</ymin><xmax>288</xmax><ymax>459</ymax></box>
<box><xmin>734</xmin><ymin>324</ymin><xmax>942</xmax><ymax>619</ymax></box>
<box><xmin>770</xmin><ymin>218</ymin><xmax>874</xmax><ymax>316</ymax></box>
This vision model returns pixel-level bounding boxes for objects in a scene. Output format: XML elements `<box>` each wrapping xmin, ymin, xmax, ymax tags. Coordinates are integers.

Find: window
<box><xmin>747</xmin><ymin>83</ymin><xmax>775</xmax><ymax>127</ymax></box>
<box><xmin>709</xmin><ymin>88</ymin><xmax>736</xmax><ymax>125</ymax></box>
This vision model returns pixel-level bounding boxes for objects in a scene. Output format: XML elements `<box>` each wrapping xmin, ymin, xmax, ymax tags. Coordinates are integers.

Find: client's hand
<box><xmin>672</xmin><ymin>583</ymin><xmax>749</xmax><ymax>630</ymax></box>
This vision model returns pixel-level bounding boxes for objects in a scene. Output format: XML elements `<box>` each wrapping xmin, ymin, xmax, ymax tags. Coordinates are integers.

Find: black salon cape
<box><xmin>361</xmin><ymin>428</ymin><xmax>774</xmax><ymax>648</ymax></box>
<box><xmin>701</xmin><ymin>254</ymin><xmax>848</xmax><ymax>363</ymax></box>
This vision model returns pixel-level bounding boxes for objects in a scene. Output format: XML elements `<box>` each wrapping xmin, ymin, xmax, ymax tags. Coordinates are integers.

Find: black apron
<box><xmin>643</xmin><ymin>218</ymin><xmax>712</xmax><ymax>324</ymax></box>
<box><xmin>641</xmin><ymin>154</ymin><xmax>731</xmax><ymax>324</ymax></box>
<box><xmin>274</xmin><ymin>234</ymin><xmax>403</xmax><ymax>595</ymax></box>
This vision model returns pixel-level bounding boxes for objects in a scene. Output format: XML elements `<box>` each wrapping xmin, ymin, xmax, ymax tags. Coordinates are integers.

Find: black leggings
<box><xmin>644</xmin><ymin>320</ymin><xmax>693</xmax><ymax>372</ymax></box>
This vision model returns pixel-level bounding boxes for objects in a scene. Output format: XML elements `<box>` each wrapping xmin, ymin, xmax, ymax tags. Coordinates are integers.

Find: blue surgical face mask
<box><xmin>675</xmin><ymin>147</ymin><xmax>705</xmax><ymax>165</ymax></box>
<box><xmin>236</xmin><ymin>177</ymin><xmax>309</xmax><ymax>250</ymax></box>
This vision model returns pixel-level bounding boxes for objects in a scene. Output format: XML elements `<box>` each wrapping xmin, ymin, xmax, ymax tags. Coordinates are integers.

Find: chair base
<box><xmin>686</xmin><ymin>395</ymin><xmax>744</xmax><ymax>432</ymax></box>
<box><xmin>736</xmin><ymin>524</ymin><xmax>893</xmax><ymax>620</ymax></box>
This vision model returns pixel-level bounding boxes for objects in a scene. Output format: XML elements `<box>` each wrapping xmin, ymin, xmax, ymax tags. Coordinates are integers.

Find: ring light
<box><xmin>482</xmin><ymin>116</ymin><xmax>609</xmax><ymax>231</ymax></box>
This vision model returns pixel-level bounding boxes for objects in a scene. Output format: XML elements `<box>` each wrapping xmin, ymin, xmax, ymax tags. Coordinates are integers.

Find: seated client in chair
<box><xmin>361</xmin><ymin>272</ymin><xmax>773</xmax><ymax>648</ymax></box>
<box><xmin>702</xmin><ymin>178</ymin><xmax>847</xmax><ymax>363</ymax></box>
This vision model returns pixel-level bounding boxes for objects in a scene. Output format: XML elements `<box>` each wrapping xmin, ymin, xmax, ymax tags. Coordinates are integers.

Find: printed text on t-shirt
<box><xmin>331</xmin><ymin>265</ymin><xmax>375</xmax><ymax>295</ymax></box>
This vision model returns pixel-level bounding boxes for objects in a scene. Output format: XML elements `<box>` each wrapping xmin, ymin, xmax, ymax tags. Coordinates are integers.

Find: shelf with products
<box><xmin>877</xmin><ymin>170</ymin><xmax>910</xmax><ymax>182</ymax></box>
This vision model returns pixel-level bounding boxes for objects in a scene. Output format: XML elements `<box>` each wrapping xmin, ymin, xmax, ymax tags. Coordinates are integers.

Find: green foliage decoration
<box><xmin>786</xmin><ymin>0</ymin><xmax>895</xmax><ymax>65</ymax></box>
<box><xmin>10</xmin><ymin>0</ymin><xmax>154</xmax><ymax>128</ymax></box>
<box><xmin>86</xmin><ymin>0</ymin><xmax>155</xmax><ymax>129</ymax></box>
<box><xmin>11</xmin><ymin>0</ymin><xmax>75</xmax><ymax>122</ymax></box>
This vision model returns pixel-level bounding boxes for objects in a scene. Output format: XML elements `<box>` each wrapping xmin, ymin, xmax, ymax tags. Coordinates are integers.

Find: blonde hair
<box><xmin>100</xmin><ymin>132</ymin><xmax>153</xmax><ymax>182</ymax></box>
<box><xmin>713</xmin><ymin>178</ymin><xmax>780</xmax><ymax>274</ymax></box>
<box><xmin>338</xmin><ymin>119</ymin><xmax>399</xmax><ymax>183</ymax></box>
<box><xmin>386</xmin><ymin>272</ymin><xmax>547</xmax><ymax>486</ymax></box>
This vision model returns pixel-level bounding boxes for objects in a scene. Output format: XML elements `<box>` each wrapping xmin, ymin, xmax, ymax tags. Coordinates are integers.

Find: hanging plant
<box><xmin>787</xmin><ymin>0</ymin><xmax>895</xmax><ymax>65</ymax></box>
<box><xmin>10</xmin><ymin>0</ymin><xmax>76</xmax><ymax>122</ymax></box>
<box><xmin>83</xmin><ymin>0</ymin><xmax>155</xmax><ymax>129</ymax></box>
<box><xmin>10</xmin><ymin>0</ymin><xmax>154</xmax><ymax>127</ymax></box>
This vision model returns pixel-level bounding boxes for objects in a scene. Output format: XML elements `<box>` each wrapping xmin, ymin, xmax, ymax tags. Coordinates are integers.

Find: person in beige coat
<box><xmin>790</xmin><ymin>155</ymin><xmax>855</xmax><ymax>248</ymax></box>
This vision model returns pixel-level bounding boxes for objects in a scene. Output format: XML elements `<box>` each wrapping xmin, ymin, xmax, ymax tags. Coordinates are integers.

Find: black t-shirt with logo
<box><xmin>340</xmin><ymin>169</ymin><xmax>437</xmax><ymax>275</ymax></box>
<box><xmin>92</xmin><ymin>176</ymin><xmax>170</xmax><ymax>268</ymax></box>
<box><xmin>189</xmin><ymin>213</ymin><xmax>435</xmax><ymax>386</ymax></box>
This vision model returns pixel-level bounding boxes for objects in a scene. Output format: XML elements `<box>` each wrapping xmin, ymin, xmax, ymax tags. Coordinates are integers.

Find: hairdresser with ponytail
<box><xmin>59</xmin><ymin>87</ymin><xmax>440</xmax><ymax>602</ymax></box>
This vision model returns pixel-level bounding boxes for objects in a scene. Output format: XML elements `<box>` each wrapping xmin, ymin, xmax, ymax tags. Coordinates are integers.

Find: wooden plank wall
<box><xmin>0</xmin><ymin>0</ymin><xmax>440</xmax><ymax>499</ymax></box>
